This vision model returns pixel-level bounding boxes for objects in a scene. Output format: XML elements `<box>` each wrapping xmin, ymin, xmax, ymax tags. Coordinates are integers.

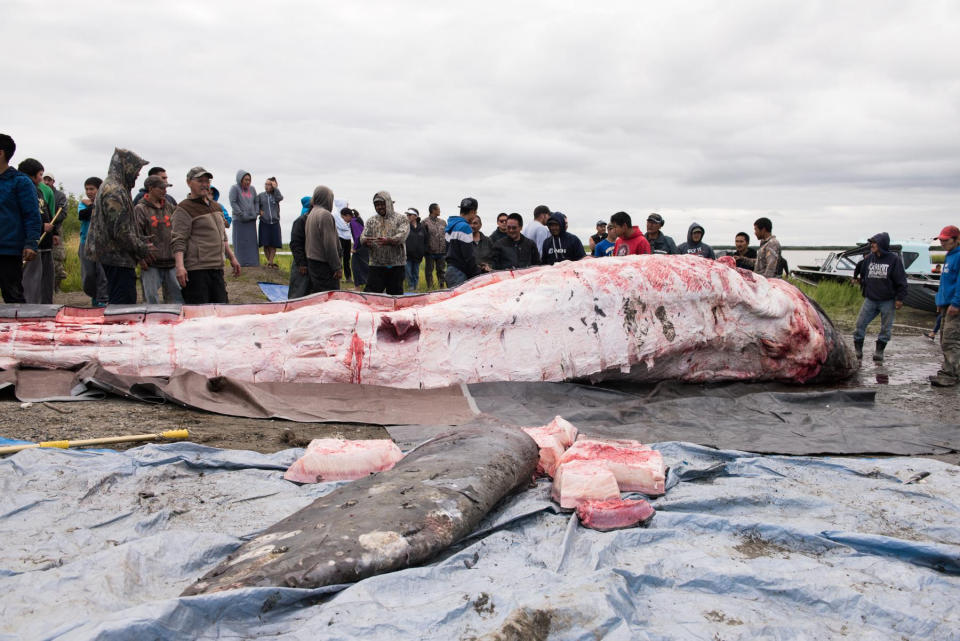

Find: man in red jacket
<box><xmin>609</xmin><ymin>211</ymin><xmax>651</xmax><ymax>256</ymax></box>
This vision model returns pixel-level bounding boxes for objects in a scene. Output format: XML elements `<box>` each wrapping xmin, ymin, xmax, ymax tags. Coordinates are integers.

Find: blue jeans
<box><xmin>445</xmin><ymin>264</ymin><xmax>467</xmax><ymax>288</ymax></box>
<box><xmin>405</xmin><ymin>258</ymin><xmax>422</xmax><ymax>291</ymax></box>
<box><xmin>141</xmin><ymin>266</ymin><xmax>183</xmax><ymax>304</ymax></box>
<box><xmin>853</xmin><ymin>298</ymin><xmax>895</xmax><ymax>343</ymax></box>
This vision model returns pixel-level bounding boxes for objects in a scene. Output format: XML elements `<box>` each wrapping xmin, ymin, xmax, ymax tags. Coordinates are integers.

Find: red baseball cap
<box><xmin>935</xmin><ymin>225</ymin><xmax>960</xmax><ymax>241</ymax></box>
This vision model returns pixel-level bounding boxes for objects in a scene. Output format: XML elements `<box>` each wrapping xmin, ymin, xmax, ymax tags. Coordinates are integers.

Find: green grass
<box><xmin>788</xmin><ymin>277</ymin><xmax>865</xmax><ymax>325</ymax></box>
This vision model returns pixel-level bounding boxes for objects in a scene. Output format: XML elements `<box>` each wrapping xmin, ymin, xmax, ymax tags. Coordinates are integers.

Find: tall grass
<box><xmin>789</xmin><ymin>277</ymin><xmax>863</xmax><ymax>318</ymax></box>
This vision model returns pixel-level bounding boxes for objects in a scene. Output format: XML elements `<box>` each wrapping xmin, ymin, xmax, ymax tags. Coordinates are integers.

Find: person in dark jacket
<box><xmin>17</xmin><ymin>157</ymin><xmax>56</xmax><ymax>303</ymax></box>
<box><xmin>851</xmin><ymin>232</ymin><xmax>908</xmax><ymax>362</ymax></box>
<box><xmin>492</xmin><ymin>213</ymin><xmax>540</xmax><ymax>270</ymax></box>
<box><xmin>645</xmin><ymin>213</ymin><xmax>679</xmax><ymax>255</ymax></box>
<box><xmin>471</xmin><ymin>216</ymin><xmax>495</xmax><ymax>272</ymax></box>
<box><xmin>541</xmin><ymin>212</ymin><xmax>586</xmax><ymax>265</ymax></box>
<box><xmin>0</xmin><ymin>133</ymin><xmax>41</xmax><ymax>303</ymax></box>
<box><xmin>444</xmin><ymin>197</ymin><xmax>480</xmax><ymax>288</ymax></box>
<box><xmin>404</xmin><ymin>207</ymin><xmax>429</xmax><ymax>290</ymax></box>
<box><xmin>132</xmin><ymin>167</ymin><xmax>177</xmax><ymax>207</ymax></box>
<box><xmin>287</xmin><ymin>197</ymin><xmax>311</xmax><ymax>299</ymax></box>
<box><xmin>732</xmin><ymin>231</ymin><xmax>757</xmax><ymax>268</ymax></box>
<box><xmin>489</xmin><ymin>213</ymin><xmax>509</xmax><ymax>244</ymax></box>
<box><xmin>677</xmin><ymin>222</ymin><xmax>715</xmax><ymax>259</ymax></box>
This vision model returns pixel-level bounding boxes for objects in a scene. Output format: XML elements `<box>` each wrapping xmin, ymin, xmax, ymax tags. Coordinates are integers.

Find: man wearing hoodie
<box><xmin>609</xmin><ymin>212</ymin><xmax>652</xmax><ymax>256</ymax></box>
<box><xmin>444</xmin><ymin>197</ymin><xmax>481</xmax><ymax>288</ymax></box>
<box><xmin>931</xmin><ymin>225</ymin><xmax>960</xmax><ymax>387</ymax></box>
<box><xmin>304</xmin><ymin>186</ymin><xmax>342</xmax><ymax>293</ymax></box>
<box><xmin>851</xmin><ymin>232</ymin><xmax>907</xmax><ymax>363</ymax></box>
<box><xmin>541</xmin><ymin>212</ymin><xmax>586</xmax><ymax>265</ymax></box>
<box><xmin>0</xmin><ymin>133</ymin><xmax>41</xmax><ymax>303</ymax></box>
<box><xmin>361</xmin><ymin>191</ymin><xmax>408</xmax><ymax>295</ymax></box>
<box><xmin>85</xmin><ymin>148</ymin><xmax>153</xmax><ymax>304</ymax></box>
<box><xmin>677</xmin><ymin>222</ymin><xmax>715</xmax><ymax>259</ymax></box>
<box><xmin>287</xmin><ymin>196</ymin><xmax>312</xmax><ymax>299</ymax></box>
<box><xmin>229</xmin><ymin>170</ymin><xmax>260</xmax><ymax>267</ymax></box>
<box><xmin>645</xmin><ymin>213</ymin><xmax>679</xmax><ymax>255</ymax></box>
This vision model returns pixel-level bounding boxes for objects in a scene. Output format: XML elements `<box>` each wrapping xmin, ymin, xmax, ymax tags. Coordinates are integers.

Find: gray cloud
<box><xmin>3</xmin><ymin>0</ymin><xmax>959</xmax><ymax>245</ymax></box>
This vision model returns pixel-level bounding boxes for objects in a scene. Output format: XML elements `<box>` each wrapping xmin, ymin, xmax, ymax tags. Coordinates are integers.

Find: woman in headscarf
<box><xmin>228</xmin><ymin>170</ymin><xmax>259</xmax><ymax>266</ymax></box>
<box><xmin>304</xmin><ymin>185</ymin><xmax>342</xmax><ymax>293</ymax></box>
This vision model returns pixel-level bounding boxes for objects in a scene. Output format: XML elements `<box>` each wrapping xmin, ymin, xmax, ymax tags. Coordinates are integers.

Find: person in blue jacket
<box><xmin>931</xmin><ymin>225</ymin><xmax>960</xmax><ymax>387</ymax></box>
<box><xmin>0</xmin><ymin>133</ymin><xmax>41</xmax><ymax>303</ymax></box>
<box><xmin>541</xmin><ymin>212</ymin><xmax>586</xmax><ymax>265</ymax></box>
<box><xmin>851</xmin><ymin>232</ymin><xmax>907</xmax><ymax>363</ymax></box>
<box><xmin>444</xmin><ymin>197</ymin><xmax>482</xmax><ymax>287</ymax></box>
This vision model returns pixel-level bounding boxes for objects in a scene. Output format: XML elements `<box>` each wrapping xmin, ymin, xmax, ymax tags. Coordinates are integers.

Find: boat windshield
<box><xmin>901</xmin><ymin>252</ymin><xmax>919</xmax><ymax>270</ymax></box>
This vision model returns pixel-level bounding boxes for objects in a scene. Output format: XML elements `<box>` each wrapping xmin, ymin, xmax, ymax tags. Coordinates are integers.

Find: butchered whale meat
<box><xmin>0</xmin><ymin>256</ymin><xmax>856</xmax><ymax>387</ymax></box>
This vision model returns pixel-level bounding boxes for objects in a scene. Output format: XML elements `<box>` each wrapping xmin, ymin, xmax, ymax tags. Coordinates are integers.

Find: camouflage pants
<box><xmin>53</xmin><ymin>241</ymin><xmax>67</xmax><ymax>289</ymax></box>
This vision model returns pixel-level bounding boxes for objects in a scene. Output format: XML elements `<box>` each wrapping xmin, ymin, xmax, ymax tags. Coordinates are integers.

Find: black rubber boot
<box><xmin>873</xmin><ymin>340</ymin><xmax>887</xmax><ymax>362</ymax></box>
<box><xmin>854</xmin><ymin>339</ymin><xmax>864</xmax><ymax>360</ymax></box>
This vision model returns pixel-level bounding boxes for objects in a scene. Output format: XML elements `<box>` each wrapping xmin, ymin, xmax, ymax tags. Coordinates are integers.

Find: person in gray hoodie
<box><xmin>257</xmin><ymin>177</ymin><xmax>283</xmax><ymax>267</ymax></box>
<box><xmin>677</xmin><ymin>222</ymin><xmax>715</xmax><ymax>259</ymax></box>
<box><xmin>229</xmin><ymin>169</ymin><xmax>260</xmax><ymax>266</ymax></box>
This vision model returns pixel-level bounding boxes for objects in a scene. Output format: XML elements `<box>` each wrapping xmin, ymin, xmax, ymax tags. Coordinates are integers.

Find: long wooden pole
<box><xmin>0</xmin><ymin>429</ymin><xmax>189</xmax><ymax>455</ymax></box>
<box><xmin>23</xmin><ymin>206</ymin><xmax>64</xmax><ymax>266</ymax></box>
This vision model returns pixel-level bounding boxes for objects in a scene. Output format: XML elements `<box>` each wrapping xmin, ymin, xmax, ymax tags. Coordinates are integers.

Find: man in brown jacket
<box><xmin>171</xmin><ymin>167</ymin><xmax>241</xmax><ymax>304</ymax></box>
<box><xmin>423</xmin><ymin>203</ymin><xmax>447</xmax><ymax>289</ymax></box>
<box><xmin>304</xmin><ymin>185</ymin><xmax>342</xmax><ymax>293</ymax></box>
<box><xmin>135</xmin><ymin>175</ymin><xmax>182</xmax><ymax>304</ymax></box>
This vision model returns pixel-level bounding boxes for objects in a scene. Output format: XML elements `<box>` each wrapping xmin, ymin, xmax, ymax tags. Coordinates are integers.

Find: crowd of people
<box><xmin>2</xmin><ymin>135</ymin><xmax>958</xmax><ymax>387</ymax></box>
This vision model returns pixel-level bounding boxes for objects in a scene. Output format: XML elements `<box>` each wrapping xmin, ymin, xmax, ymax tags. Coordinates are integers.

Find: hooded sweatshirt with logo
<box><xmin>445</xmin><ymin>215</ymin><xmax>479</xmax><ymax>277</ymax></box>
<box><xmin>0</xmin><ymin>168</ymin><xmax>41</xmax><ymax>256</ymax></box>
<box><xmin>85</xmin><ymin>148</ymin><xmax>150</xmax><ymax>268</ymax></box>
<box><xmin>677</xmin><ymin>222</ymin><xmax>715</xmax><ymax>259</ymax></box>
<box><xmin>541</xmin><ymin>212</ymin><xmax>586</xmax><ymax>265</ymax></box>
<box><xmin>360</xmin><ymin>191</ymin><xmax>408</xmax><ymax>266</ymax></box>
<box><xmin>860</xmin><ymin>232</ymin><xmax>908</xmax><ymax>302</ymax></box>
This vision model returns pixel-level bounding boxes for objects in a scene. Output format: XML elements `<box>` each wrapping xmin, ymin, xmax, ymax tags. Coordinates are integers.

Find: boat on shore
<box><xmin>791</xmin><ymin>241</ymin><xmax>940</xmax><ymax>313</ymax></box>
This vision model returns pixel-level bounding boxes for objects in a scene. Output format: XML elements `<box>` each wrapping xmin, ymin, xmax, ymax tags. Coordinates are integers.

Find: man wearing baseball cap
<box><xmin>588</xmin><ymin>220</ymin><xmax>607</xmax><ymax>253</ymax></box>
<box><xmin>930</xmin><ymin>225</ymin><xmax>960</xmax><ymax>386</ymax></box>
<box><xmin>171</xmin><ymin>166</ymin><xmax>241</xmax><ymax>304</ymax></box>
<box><xmin>645</xmin><ymin>213</ymin><xmax>679</xmax><ymax>255</ymax></box>
<box><xmin>444</xmin><ymin>197</ymin><xmax>481</xmax><ymax>287</ymax></box>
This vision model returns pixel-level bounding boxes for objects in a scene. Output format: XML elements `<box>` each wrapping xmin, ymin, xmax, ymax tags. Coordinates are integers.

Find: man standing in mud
<box><xmin>930</xmin><ymin>225</ymin><xmax>960</xmax><ymax>387</ymax></box>
<box><xmin>851</xmin><ymin>232</ymin><xmax>907</xmax><ymax>363</ymax></box>
<box><xmin>86</xmin><ymin>148</ymin><xmax>153</xmax><ymax>304</ymax></box>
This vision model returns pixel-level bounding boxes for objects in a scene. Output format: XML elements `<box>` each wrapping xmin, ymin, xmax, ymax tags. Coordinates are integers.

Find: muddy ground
<box><xmin>1</xmin><ymin>278</ymin><xmax>955</xmax><ymax>462</ymax></box>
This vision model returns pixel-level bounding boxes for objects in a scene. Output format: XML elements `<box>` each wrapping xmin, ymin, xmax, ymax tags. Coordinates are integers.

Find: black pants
<box><xmin>288</xmin><ymin>263</ymin><xmax>310</xmax><ymax>300</ymax></box>
<box><xmin>365</xmin><ymin>265</ymin><xmax>405</xmax><ymax>295</ymax></box>
<box><xmin>307</xmin><ymin>260</ymin><xmax>341</xmax><ymax>294</ymax></box>
<box><xmin>0</xmin><ymin>254</ymin><xmax>25</xmax><ymax>303</ymax></box>
<box><xmin>339</xmin><ymin>238</ymin><xmax>352</xmax><ymax>280</ymax></box>
<box><xmin>102</xmin><ymin>264</ymin><xmax>138</xmax><ymax>304</ymax></box>
<box><xmin>181</xmin><ymin>269</ymin><xmax>228</xmax><ymax>304</ymax></box>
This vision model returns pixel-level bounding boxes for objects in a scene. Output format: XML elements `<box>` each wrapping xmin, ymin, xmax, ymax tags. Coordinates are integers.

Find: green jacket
<box><xmin>85</xmin><ymin>148</ymin><xmax>149</xmax><ymax>268</ymax></box>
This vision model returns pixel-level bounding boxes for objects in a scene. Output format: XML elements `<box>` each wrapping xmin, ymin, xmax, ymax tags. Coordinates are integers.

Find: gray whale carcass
<box><xmin>0</xmin><ymin>255</ymin><xmax>856</xmax><ymax>387</ymax></box>
<box><xmin>180</xmin><ymin>423</ymin><xmax>539</xmax><ymax>594</ymax></box>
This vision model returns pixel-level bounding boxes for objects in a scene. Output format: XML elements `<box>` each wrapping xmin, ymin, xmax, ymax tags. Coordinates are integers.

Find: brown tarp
<box><xmin>0</xmin><ymin>363</ymin><xmax>477</xmax><ymax>425</ymax></box>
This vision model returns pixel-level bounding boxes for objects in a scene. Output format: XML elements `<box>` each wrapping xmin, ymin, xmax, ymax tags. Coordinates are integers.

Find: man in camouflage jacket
<box><xmin>85</xmin><ymin>148</ymin><xmax>152</xmax><ymax>304</ymax></box>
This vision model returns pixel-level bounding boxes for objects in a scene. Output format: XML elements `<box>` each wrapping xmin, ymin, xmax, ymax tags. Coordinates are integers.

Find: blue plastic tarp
<box><xmin>1</xmin><ymin>440</ymin><xmax>959</xmax><ymax>640</ymax></box>
<box><xmin>257</xmin><ymin>282</ymin><xmax>289</xmax><ymax>302</ymax></box>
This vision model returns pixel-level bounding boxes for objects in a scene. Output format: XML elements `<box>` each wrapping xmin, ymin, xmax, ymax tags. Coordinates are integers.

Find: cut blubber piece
<box><xmin>576</xmin><ymin>498</ymin><xmax>655</xmax><ymax>532</ymax></box>
<box><xmin>551</xmin><ymin>460</ymin><xmax>621</xmax><ymax>509</ymax></box>
<box><xmin>559</xmin><ymin>438</ymin><xmax>665</xmax><ymax>496</ymax></box>
<box><xmin>522</xmin><ymin>416</ymin><xmax>580</xmax><ymax>477</ymax></box>
<box><xmin>283</xmin><ymin>438</ymin><xmax>404</xmax><ymax>484</ymax></box>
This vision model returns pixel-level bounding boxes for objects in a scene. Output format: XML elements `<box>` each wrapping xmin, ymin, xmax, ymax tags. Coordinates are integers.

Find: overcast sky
<box><xmin>5</xmin><ymin>0</ymin><xmax>959</xmax><ymax>245</ymax></box>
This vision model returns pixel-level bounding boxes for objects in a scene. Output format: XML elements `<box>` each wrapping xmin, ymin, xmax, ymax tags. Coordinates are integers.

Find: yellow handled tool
<box><xmin>0</xmin><ymin>429</ymin><xmax>189</xmax><ymax>455</ymax></box>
